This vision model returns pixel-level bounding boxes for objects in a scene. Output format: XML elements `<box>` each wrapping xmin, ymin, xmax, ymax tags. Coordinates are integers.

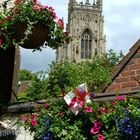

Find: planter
<box><xmin>14</xmin><ymin>23</ymin><xmax>48</xmax><ymax>49</ymax></box>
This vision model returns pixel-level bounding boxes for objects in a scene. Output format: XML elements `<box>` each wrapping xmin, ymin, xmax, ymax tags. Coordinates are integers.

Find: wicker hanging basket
<box><xmin>14</xmin><ymin>23</ymin><xmax>48</xmax><ymax>49</ymax></box>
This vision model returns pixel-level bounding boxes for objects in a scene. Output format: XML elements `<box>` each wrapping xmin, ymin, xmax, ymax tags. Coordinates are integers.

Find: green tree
<box><xmin>24</xmin><ymin>49</ymin><xmax>124</xmax><ymax>99</ymax></box>
<box><xmin>18</xmin><ymin>69</ymin><xmax>34</xmax><ymax>81</ymax></box>
<box><xmin>106</xmin><ymin>49</ymin><xmax>124</xmax><ymax>66</ymax></box>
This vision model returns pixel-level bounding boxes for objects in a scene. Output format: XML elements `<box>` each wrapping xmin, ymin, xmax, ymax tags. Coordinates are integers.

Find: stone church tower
<box><xmin>56</xmin><ymin>0</ymin><xmax>106</xmax><ymax>63</ymax></box>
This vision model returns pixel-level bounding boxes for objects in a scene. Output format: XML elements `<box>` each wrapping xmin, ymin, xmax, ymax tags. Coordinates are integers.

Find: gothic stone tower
<box><xmin>56</xmin><ymin>0</ymin><xmax>106</xmax><ymax>63</ymax></box>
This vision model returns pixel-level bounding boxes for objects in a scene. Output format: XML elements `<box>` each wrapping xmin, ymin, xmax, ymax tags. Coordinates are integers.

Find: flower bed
<box><xmin>19</xmin><ymin>94</ymin><xmax>140</xmax><ymax>140</ymax></box>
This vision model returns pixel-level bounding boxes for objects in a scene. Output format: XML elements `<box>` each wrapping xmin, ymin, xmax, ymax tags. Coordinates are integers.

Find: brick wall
<box><xmin>105</xmin><ymin>49</ymin><xmax>140</xmax><ymax>93</ymax></box>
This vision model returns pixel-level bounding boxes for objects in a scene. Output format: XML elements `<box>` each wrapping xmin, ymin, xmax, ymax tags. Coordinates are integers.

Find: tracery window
<box><xmin>81</xmin><ymin>29</ymin><xmax>92</xmax><ymax>59</ymax></box>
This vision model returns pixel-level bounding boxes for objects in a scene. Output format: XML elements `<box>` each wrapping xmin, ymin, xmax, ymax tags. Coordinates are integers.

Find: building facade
<box><xmin>56</xmin><ymin>0</ymin><xmax>106</xmax><ymax>63</ymax></box>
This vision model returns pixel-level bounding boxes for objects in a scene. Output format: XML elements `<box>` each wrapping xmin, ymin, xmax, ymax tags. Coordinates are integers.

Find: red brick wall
<box><xmin>105</xmin><ymin>49</ymin><xmax>140</xmax><ymax>93</ymax></box>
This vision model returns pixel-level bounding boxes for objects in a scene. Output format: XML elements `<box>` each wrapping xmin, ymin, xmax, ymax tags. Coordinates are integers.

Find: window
<box><xmin>81</xmin><ymin>29</ymin><xmax>92</xmax><ymax>59</ymax></box>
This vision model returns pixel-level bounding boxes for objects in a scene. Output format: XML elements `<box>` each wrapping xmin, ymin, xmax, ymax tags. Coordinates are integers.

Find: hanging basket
<box><xmin>14</xmin><ymin>23</ymin><xmax>48</xmax><ymax>49</ymax></box>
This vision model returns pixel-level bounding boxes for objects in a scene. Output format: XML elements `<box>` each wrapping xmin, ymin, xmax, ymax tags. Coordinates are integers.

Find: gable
<box><xmin>104</xmin><ymin>39</ymin><xmax>140</xmax><ymax>93</ymax></box>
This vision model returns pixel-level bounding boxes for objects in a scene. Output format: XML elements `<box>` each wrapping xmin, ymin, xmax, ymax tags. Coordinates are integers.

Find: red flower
<box><xmin>64</xmin><ymin>32</ymin><xmax>69</xmax><ymax>36</ymax></box>
<box><xmin>30</xmin><ymin>120</ymin><xmax>38</xmax><ymax>126</ymax></box>
<box><xmin>21</xmin><ymin>115</ymin><xmax>27</xmax><ymax>123</ymax></box>
<box><xmin>14</xmin><ymin>0</ymin><xmax>21</xmax><ymax>5</ymax></box>
<box><xmin>44</xmin><ymin>103</ymin><xmax>49</xmax><ymax>109</ymax></box>
<box><xmin>116</xmin><ymin>96</ymin><xmax>125</xmax><ymax>101</ymax></box>
<box><xmin>30</xmin><ymin>115</ymin><xmax>37</xmax><ymax>119</ymax></box>
<box><xmin>98</xmin><ymin>134</ymin><xmax>105</xmax><ymax>140</ymax></box>
<box><xmin>85</xmin><ymin>106</ymin><xmax>93</xmax><ymax>113</ymax></box>
<box><xmin>90</xmin><ymin>121</ymin><xmax>101</xmax><ymax>134</ymax></box>
<box><xmin>57</xmin><ymin>19</ymin><xmax>64</xmax><ymax>29</ymax></box>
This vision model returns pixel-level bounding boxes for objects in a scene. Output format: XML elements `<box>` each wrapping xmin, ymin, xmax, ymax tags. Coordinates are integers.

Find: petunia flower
<box><xmin>116</xmin><ymin>96</ymin><xmax>125</xmax><ymax>101</ymax></box>
<box><xmin>21</xmin><ymin>115</ymin><xmax>27</xmax><ymax>123</ymax></box>
<box><xmin>30</xmin><ymin>119</ymin><xmax>38</xmax><ymax>126</ymax></box>
<box><xmin>98</xmin><ymin>134</ymin><xmax>105</xmax><ymax>140</ymax></box>
<box><xmin>90</xmin><ymin>121</ymin><xmax>101</xmax><ymax>134</ymax></box>
<box><xmin>85</xmin><ymin>106</ymin><xmax>93</xmax><ymax>113</ymax></box>
<box><xmin>30</xmin><ymin>115</ymin><xmax>37</xmax><ymax>119</ymax></box>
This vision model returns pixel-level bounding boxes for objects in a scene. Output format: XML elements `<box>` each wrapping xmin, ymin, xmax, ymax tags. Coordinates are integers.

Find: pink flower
<box><xmin>110</xmin><ymin>101</ymin><xmax>115</xmax><ymax>106</ymax></box>
<box><xmin>30</xmin><ymin>115</ymin><xmax>37</xmax><ymax>119</ymax></box>
<box><xmin>98</xmin><ymin>107</ymin><xmax>108</xmax><ymax>114</ymax></box>
<box><xmin>21</xmin><ymin>115</ymin><xmax>27</xmax><ymax>123</ymax></box>
<box><xmin>44</xmin><ymin>5</ymin><xmax>49</xmax><ymax>9</ymax></box>
<box><xmin>125</xmin><ymin>107</ymin><xmax>129</xmax><ymax>111</ymax></box>
<box><xmin>90</xmin><ymin>121</ymin><xmax>101</xmax><ymax>134</ymax></box>
<box><xmin>14</xmin><ymin>0</ymin><xmax>21</xmax><ymax>5</ymax></box>
<box><xmin>30</xmin><ymin>120</ymin><xmax>38</xmax><ymax>126</ymax></box>
<box><xmin>6</xmin><ymin>16</ymin><xmax>11</xmax><ymax>21</ymax></box>
<box><xmin>57</xmin><ymin>19</ymin><xmax>64</xmax><ymax>29</ymax></box>
<box><xmin>85</xmin><ymin>107</ymin><xmax>93</xmax><ymax>113</ymax></box>
<box><xmin>44</xmin><ymin>103</ymin><xmax>49</xmax><ymax>109</ymax></box>
<box><xmin>0</xmin><ymin>39</ymin><xmax>3</xmax><ymax>46</ymax></box>
<box><xmin>116</xmin><ymin>96</ymin><xmax>125</xmax><ymax>101</ymax></box>
<box><xmin>98</xmin><ymin>134</ymin><xmax>105</xmax><ymax>140</ymax></box>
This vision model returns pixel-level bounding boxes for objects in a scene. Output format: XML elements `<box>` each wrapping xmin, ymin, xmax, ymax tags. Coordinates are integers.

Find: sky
<box><xmin>20</xmin><ymin>0</ymin><xmax>140</xmax><ymax>72</ymax></box>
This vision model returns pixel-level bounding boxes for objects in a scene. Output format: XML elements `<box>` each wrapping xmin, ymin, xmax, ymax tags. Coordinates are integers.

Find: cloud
<box><xmin>21</xmin><ymin>0</ymin><xmax>140</xmax><ymax>71</ymax></box>
<box><xmin>20</xmin><ymin>47</ymin><xmax>55</xmax><ymax>72</ymax></box>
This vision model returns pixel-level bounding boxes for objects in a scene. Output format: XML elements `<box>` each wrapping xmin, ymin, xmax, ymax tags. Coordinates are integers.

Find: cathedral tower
<box><xmin>56</xmin><ymin>0</ymin><xmax>106</xmax><ymax>63</ymax></box>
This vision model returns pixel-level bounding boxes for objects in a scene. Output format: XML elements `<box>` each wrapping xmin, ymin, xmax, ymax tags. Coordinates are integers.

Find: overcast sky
<box><xmin>20</xmin><ymin>0</ymin><xmax>140</xmax><ymax>72</ymax></box>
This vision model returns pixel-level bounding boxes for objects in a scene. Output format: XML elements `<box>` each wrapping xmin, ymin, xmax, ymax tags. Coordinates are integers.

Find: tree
<box><xmin>24</xmin><ymin>49</ymin><xmax>124</xmax><ymax>99</ymax></box>
<box><xmin>18</xmin><ymin>69</ymin><xmax>34</xmax><ymax>81</ymax></box>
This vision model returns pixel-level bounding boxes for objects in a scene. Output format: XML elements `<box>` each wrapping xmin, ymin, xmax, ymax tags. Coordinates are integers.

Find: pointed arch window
<box><xmin>81</xmin><ymin>29</ymin><xmax>92</xmax><ymax>59</ymax></box>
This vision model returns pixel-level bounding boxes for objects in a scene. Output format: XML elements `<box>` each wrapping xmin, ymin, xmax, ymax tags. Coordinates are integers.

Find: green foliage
<box><xmin>25</xmin><ymin>71</ymin><xmax>48</xmax><ymax>100</ymax></box>
<box><xmin>23</xmin><ymin>50</ymin><xmax>124</xmax><ymax>100</ymax></box>
<box><xmin>19</xmin><ymin>69</ymin><xmax>34</xmax><ymax>81</ymax></box>
<box><xmin>46</xmin><ymin>54</ymin><xmax>113</xmax><ymax>97</ymax></box>
<box><xmin>19</xmin><ymin>95</ymin><xmax>140</xmax><ymax>140</ymax></box>
<box><xmin>106</xmin><ymin>49</ymin><xmax>124</xmax><ymax>66</ymax></box>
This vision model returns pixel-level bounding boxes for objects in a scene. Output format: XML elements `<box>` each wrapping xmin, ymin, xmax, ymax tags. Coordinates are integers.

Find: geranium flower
<box><xmin>98</xmin><ymin>134</ymin><xmax>105</xmax><ymax>140</ymax></box>
<box><xmin>57</xmin><ymin>19</ymin><xmax>64</xmax><ymax>29</ymax></box>
<box><xmin>85</xmin><ymin>106</ymin><xmax>93</xmax><ymax>113</ymax></box>
<box><xmin>30</xmin><ymin>119</ymin><xmax>38</xmax><ymax>126</ymax></box>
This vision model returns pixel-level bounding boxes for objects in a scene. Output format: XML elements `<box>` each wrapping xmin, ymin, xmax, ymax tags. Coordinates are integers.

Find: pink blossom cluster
<box><xmin>90</xmin><ymin>121</ymin><xmax>104</xmax><ymax>140</ymax></box>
